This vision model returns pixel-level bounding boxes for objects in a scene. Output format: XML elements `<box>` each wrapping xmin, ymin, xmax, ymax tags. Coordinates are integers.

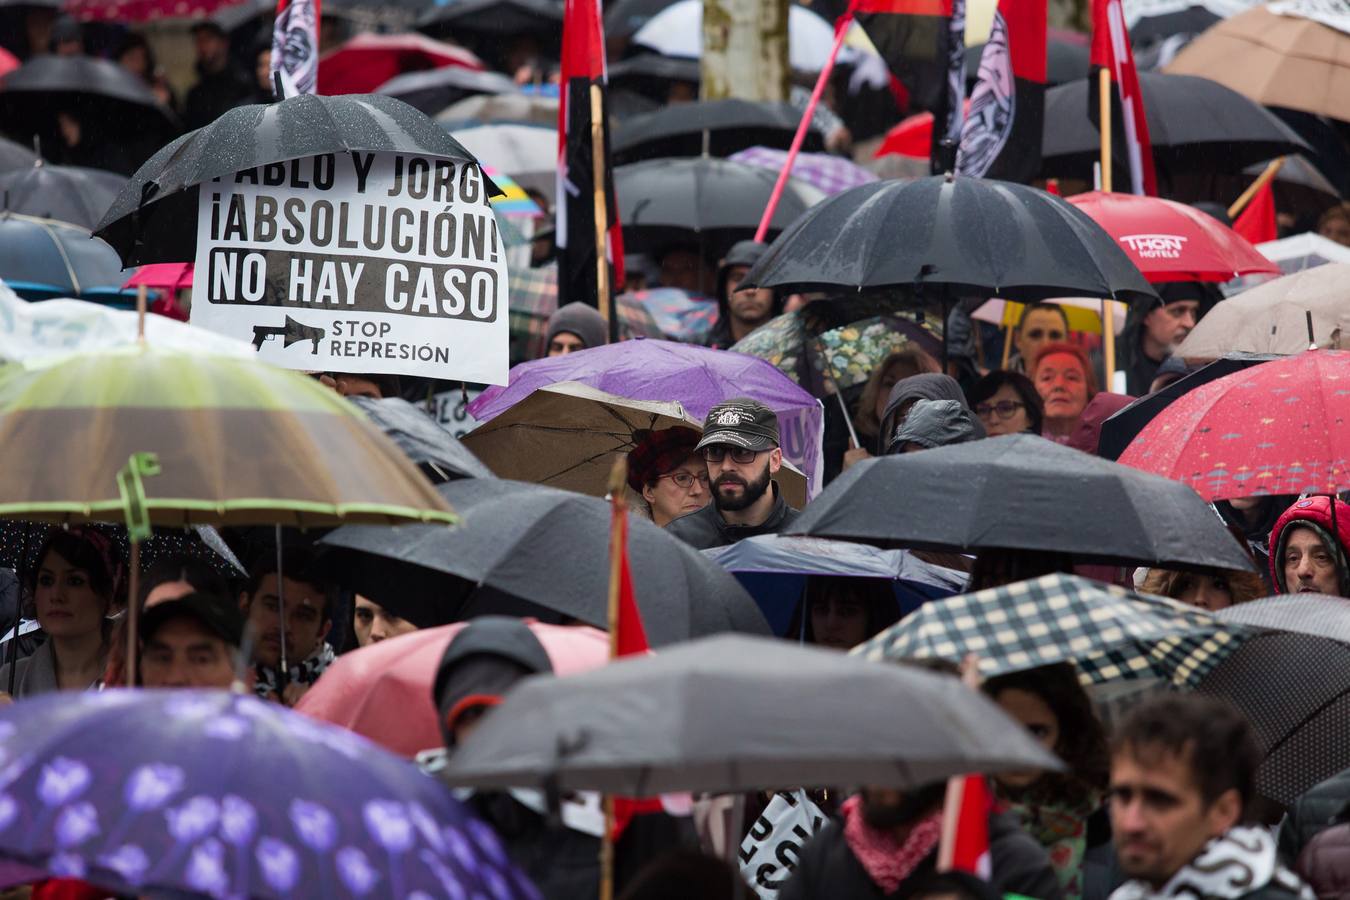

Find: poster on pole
<box><xmin>192</xmin><ymin>152</ymin><xmax>510</xmax><ymax>385</ymax></box>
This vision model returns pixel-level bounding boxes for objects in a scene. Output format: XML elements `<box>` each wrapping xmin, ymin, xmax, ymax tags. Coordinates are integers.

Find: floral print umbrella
<box><xmin>0</xmin><ymin>690</ymin><xmax>539</xmax><ymax>899</ymax></box>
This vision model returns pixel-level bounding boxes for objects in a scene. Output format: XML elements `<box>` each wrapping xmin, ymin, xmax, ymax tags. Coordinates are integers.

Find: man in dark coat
<box><xmin>665</xmin><ymin>398</ymin><xmax>799</xmax><ymax>550</ymax></box>
<box><xmin>1114</xmin><ymin>282</ymin><xmax>1220</xmax><ymax>397</ymax></box>
<box><xmin>184</xmin><ymin>22</ymin><xmax>253</xmax><ymax>131</ymax></box>
<box><xmin>779</xmin><ymin>781</ymin><xmax>1063</xmax><ymax>900</ymax></box>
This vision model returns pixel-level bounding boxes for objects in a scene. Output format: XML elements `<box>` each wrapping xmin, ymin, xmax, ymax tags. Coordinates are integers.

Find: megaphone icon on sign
<box><xmin>251</xmin><ymin>316</ymin><xmax>327</xmax><ymax>354</ymax></box>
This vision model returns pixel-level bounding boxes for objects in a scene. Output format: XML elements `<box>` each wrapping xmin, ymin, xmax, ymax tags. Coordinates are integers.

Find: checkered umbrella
<box><xmin>853</xmin><ymin>573</ymin><xmax>1245</xmax><ymax>688</ymax></box>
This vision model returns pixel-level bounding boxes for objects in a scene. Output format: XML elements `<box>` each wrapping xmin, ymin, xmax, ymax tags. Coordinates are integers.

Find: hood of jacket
<box><xmin>887</xmin><ymin>399</ymin><xmax>985</xmax><ymax>452</ymax></box>
<box><xmin>433</xmin><ymin>617</ymin><xmax>553</xmax><ymax>745</ymax></box>
<box><xmin>1270</xmin><ymin>496</ymin><xmax>1350</xmax><ymax>595</ymax></box>
<box><xmin>877</xmin><ymin>374</ymin><xmax>967</xmax><ymax>452</ymax></box>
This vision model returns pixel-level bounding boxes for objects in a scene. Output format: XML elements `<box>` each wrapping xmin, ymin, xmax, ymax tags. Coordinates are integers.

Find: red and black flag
<box><xmin>854</xmin><ymin>0</ymin><xmax>965</xmax><ymax>170</ymax></box>
<box><xmin>956</xmin><ymin>0</ymin><xmax>1046</xmax><ymax>182</ymax></box>
<box><xmin>557</xmin><ymin>0</ymin><xmax>624</xmax><ymax>321</ymax></box>
<box><xmin>1090</xmin><ymin>0</ymin><xmax>1157</xmax><ymax>195</ymax></box>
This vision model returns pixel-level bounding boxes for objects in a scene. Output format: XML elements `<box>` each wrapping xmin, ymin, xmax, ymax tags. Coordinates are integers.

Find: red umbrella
<box><xmin>874</xmin><ymin>101</ymin><xmax>971</xmax><ymax>159</ymax></box>
<box><xmin>1066</xmin><ymin>191</ymin><xmax>1280</xmax><ymax>283</ymax></box>
<box><xmin>122</xmin><ymin>262</ymin><xmax>193</xmax><ymax>291</ymax></box>
<box><xmin>65</xmin><ymin>0</ymin><xmax>236</xmax><ymax>20</ymax></box>
<box><xmin>1118</xmin><ymin>350</ymin><xmax>1350</xmax><ymax>502</ymax></box>
<box><xmin>295</xmin><ymin>621</ymin><xmax>610</xmax><ymax>758</ymax></box>
<box><xmin>317</xmin><ymin>33</ymin><xmax>483</xmax><ymax>96</ymax></box>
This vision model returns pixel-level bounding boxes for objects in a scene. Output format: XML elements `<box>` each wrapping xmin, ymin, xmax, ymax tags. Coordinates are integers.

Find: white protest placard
<box><xmin>737</xmin><ymin>790</ymin><xmax>828</xmax><ymax>900</ymax></box>
<box><xmin>192</xmin><ymin>152</ymin><xmax>510</xmax><ymax>384</ymax></box>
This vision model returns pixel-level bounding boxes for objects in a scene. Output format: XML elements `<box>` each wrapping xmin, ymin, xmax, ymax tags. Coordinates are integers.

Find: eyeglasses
<box><xmin>701</xmin><ymin>446</ymin><xmax>759</xmax><ymax>464</ymax></box>
<box><xmin>974</xmin><ymin>400</ymin><xmax>1026</xmax><ymax>420</ymax></box>
<box><xmin>659</xmin><ymin>471</ymin><xmax>711</xmax><ymax>489</ymax></box>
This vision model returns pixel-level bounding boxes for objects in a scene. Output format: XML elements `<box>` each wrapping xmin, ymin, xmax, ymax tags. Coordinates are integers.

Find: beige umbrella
<box><xmin>461</xmin><ymin>381</ymin><xmax>808</xmax><ymax>508</ymax></box>
<box><xmin>1176</xmin><ymin>263</ymin><xmax>1350</xmax><ymax>359</ymax></box>
<box><xmin>1165</xmin><ymin>5</ymin><xmax>1350</xmax><ymax>122</ymax></box>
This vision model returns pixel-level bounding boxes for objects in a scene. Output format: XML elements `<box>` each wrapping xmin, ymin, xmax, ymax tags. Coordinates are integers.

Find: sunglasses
<box><xmin>974</xmin><ymin>400</ymin><xmax>1026</xmax><ymax>420</ymax></box>
<box><xmin>659</xmin><ymin>471</ymin><xmax>711</xmax><ymax>489</ymax></box>
<box><xmin>700</xmin><ymin>446</ymin><xmax>760</xmax><ymax>464</ymax></box>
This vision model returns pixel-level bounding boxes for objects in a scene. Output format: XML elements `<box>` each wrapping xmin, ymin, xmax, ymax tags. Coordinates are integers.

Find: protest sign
<box><xmin>737</xmin><ymin>790</ymin><xmax>828</xmax><ymax>900</ymax></box>
<box><xmin>192</xmin><ymin>152</ymin><xmax>510</xmax><ymax>384</ymax></box>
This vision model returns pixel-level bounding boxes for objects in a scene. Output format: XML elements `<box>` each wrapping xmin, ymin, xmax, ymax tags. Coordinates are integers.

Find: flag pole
<box><xmin>1228</xmin><ymin>156</ymin><xmax>1285</xmax><ymax>220</ymax></box>
<box><xmin>1098</xmin><ymin>68</ymin><xmax>1116</xmax><ymax>387</ymax></box>
<box><xmin>590</xmin><ymin>84</ymin><xmax>613</xmax><ymax>338</ymax></box>
<box><xmin>599</xmin><ymin>457</ymin><xmax>628</xmax><ymax>900</ymax></box>
<box><xmin>753</xmin><ymin>14</ymin><xmax>852</xmax><ymax>243</ymax></box>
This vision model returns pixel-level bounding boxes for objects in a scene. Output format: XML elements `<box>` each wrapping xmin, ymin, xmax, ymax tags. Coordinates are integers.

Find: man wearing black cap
<box><xmin>140</xmin><ymin>592</ymin><xmax>247</xmax><ymax>690</ymax></box>
<box><xmin>665</xmin><ymin>398</ymin><xmax>800</xmax><ymax>550</ymax></box>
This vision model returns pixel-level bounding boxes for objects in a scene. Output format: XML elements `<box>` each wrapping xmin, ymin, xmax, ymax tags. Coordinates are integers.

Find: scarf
<box><xmin>999</xmin><ymin>782</ymin><xmax>1102</xmax><ymax>900</ymax></box>
<box><xmin>1109</xmin><ymin>826</ymin><xmax>1314</xmax><ymax>900</ymax></box>
<box><xmin>253</xmin><ymin>641</ymin><xmax>335</xmax><ymax>698</ymax></box>
<box><xmin>840</xmin><ymin>795</ymin><xmax>943</xmax><ymax>894</ymax></box>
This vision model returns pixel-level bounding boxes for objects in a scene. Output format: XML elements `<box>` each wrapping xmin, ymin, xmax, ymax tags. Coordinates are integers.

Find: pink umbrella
<box><xmin>296</xmin><ymin>621</ymin><xmax>610</xmax><ymax>758</ymax></box>
<box><xmin>122</xmin><ymin>262</ymin><xmax>193</xmax><ymax>291</ymax></box>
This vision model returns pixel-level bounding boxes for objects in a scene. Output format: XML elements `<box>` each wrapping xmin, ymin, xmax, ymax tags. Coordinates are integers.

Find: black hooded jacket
<box><xmin>1116</xmin><ymin>282</ymin><xmax>1222</xmax><ymax>396</ymax></box>
<box><xmin>876</xmin><ymin>374</ymin><xmax>968</xmax><ymax>455</ymax></box>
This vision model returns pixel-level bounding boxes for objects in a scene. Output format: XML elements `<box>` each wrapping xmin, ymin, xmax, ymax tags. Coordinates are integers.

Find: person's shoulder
<box><xmin>664</xmin><ymin>504</ymin><xmax>718</xmax><ymax>542</ymax></box>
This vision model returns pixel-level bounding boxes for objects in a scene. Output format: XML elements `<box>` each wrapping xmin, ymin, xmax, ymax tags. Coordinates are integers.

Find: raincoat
<box><xmin>1269</xmin><ymin>496</ymin><xmax>1350</xmax><ymax>596</ymax></box>
<box><xmin>886</xmin><ymin>399</ymin><xmax>985</xmax><ymax>452</ymax></box>
<box><xmin>876</xmin><ymin>374</ymin><xmax>968</xmax><ymax>455</ymax></box>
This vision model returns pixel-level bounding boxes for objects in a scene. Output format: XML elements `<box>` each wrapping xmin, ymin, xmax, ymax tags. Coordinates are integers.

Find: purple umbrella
<box><xmin>0</xmin><ymin>690</ymin><xmax>539</xmax><ymax>900</ymax></box>
<box><xmin>469</xmin><ymin>339</ymin><xmax>825</xmax><ymax>495</ymax></box>
<box><xmin>728</xmin><ymin>146</ymin><xmax>879</xmax><ymax>196</ymax></box>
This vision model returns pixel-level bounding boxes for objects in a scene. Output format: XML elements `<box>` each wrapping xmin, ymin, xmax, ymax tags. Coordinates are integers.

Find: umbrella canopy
<box><xmin>318</xmin><ymin>478</ymin><xmax>771</xmax><ymax>641</ymax></box>
<box><xmin>1118</xmin><ymin>350</ymin><xmax>1350</xmax><ymax>501</ymax></box>
<box><xmin>1166</xmin><ymin>4</ymin><xmax>1350</xmax><ymax>123</ymax></box>
<box><xmin>607</xmin><ymin>54</ymin><xmax>701</xmax><ymax>99</ymax></box>
<box><xmin>612</xmin><ymin>99</ymin><xmax>824</xmax><ymax>165</ymax></box>
<box><xmin>0</xmin><ymin>213</ymin><xmax>130</xmax><ymax>302</ymax></box>
<box><xmin>297</xmin><ymin>621</ymin><xmax>608</xmax><ymax>758</ymax></box>
<box><xmin>1167</xmin><ymin>154</ymin><xmax>1342</xmax><ymax>221</ymax></box>
<box><xmin>854</xmin><ymin>573</ymin><xmax>1241</xmax><ymax>686</ymax></box>
<box><xmin>0</xmin><ymin>162</ymin><xmax>124</xmax><ymax>230</ymax></box>
<box><xmin>418</xmin><ymin>0</ymin><xmax>562</xmax><ymax>36</ymax></box>
<box><xmin>347</xmin><ymin>396</ymin><xmax>494</xmax><ymax>482</ymax></box>
<box><xmin>316</xmin><ymin>33</ymin><xmax>484</xmax><ymax>96</ymax></box>
<box><xmin>375</xmin><ymin>67</ymin><xmax>518</xmax><ymax>116</ymax></box>
<box><xmin>605</xmin><ymin>0</ymin><xmax>681</xmax><ymax>38</ymax></box>
<box><xmin>966</xmin><ymin>33</ymin><xmax>1089</xmax><ymax>85</ymax></box>
<box><xmin>0</xmin><ymin>54</ymin><xmax>178</xmax><ymax>143</ymax></box>
<box><xmin>452</xmin><ymin>123</ymin><xmax>555</xmax><ymax>200</ymax></box>
<box><xmin>122</xmin><ymin>262</ymin><xmax>193</xmax><ymax>293</ymax></box>
<box><xmin>1204</xmin><ymin>596</ymin><xmax>1350</xmax><ymax>804</ymax></box>
<box><xmin>1098</xmin><ymin>354</ymin><xmax>1275</xmax><ymax>461</ymax></box>
<box><xmin>787</xmin><ymin>433</ymin><xmax>1256</xmax><ymax>571</ymax></box>
<box><xmin>619</xmin><ymin>287</ymin><xmax>718</xmax><ymax>344</ymax></box>
<box><xmin>704</xmin><ymin>534</ymin><xmax>967</xmax><ymax>635</ymax></box>
<box><xmin>440</xmin><ymin>633</ymin><xmax>1063</xmax><ymax>795</ymax></box>
<box><xmin>729</xmin><ymin>145</ymin><xmax>878</xmax><ymax>196</ymax></box>
<box><xmin>632</xmin><ymin>0</ymin><xmax>856</xmax><ymax>72</ymax></box>
<box><xmin>1175</xmin><ymin>263</ymin><xmax>1350</xmax><ymax>358</ymax></box>
<box><xmin>1128</xmin><ymin>1</ymin><xmax>1225</xmax><ymax>46</ymax></box>
<box><xmin>0</xmin><ymin>689</ymin><xmax>538</xmax><ymax>899</ymax></box>
<box><xmin>436</xmin><ymin>92</ymin><xmax>558</xmax><ymax>128</ymax></box>
<box><xmin>741</xmin><ymin>176</ymin><xmax>1158</xmax><ymax>306</ymax></box>
<box><xmin>0</xmin><ymin>520</ymin><xmax>243</xmax><ymax>580</ymax></box>
<box><xmin>0</xmin><ymin>344</ymin><xmax>455</xmax><ymax>526</ymax></box>
<box><xmin>467</xmin><ymin>338</ymin><xmax>825</xmax><ymax>495</ymax></box>
<box><xmin>0</xmin><ymin>136</ymin><xmax>38</xmax><ymax>173</ymax></box>
<box><xmin>615</xmin><ymin>156</ymin><xmax>825</xmax><ymax>257</ymax></box>
<box><xmin>1256</xmin><ymin>232</ymin><xmax>1350</xmax><ymax>275</ymax></box>
<box><xmin>1066</xmin><ymin>191</ymin><xmax>1279</xmax><ymax>283</ymax></box>
<box><xmin>1040</xmin><ymin>72</ymin><xmax>1309</xmax><ymax>182</ymax></box>
<box><xmin>94</xmin><ymin>92</ymin><xmax>484</xmax><ymax>267</ymax></box>
<box><xmin>461</xmin><ymin>381</ymin><xmax>807</xmax><ymax>506</ymax></box>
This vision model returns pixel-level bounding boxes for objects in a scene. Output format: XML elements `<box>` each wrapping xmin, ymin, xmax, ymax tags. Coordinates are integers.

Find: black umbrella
<box><xmin>616</xmin><ymin>157</ymin><xmax>825</xmax><ymax>258</ymax></box>
<box><xmin>605</xmin><ymin>0</ymin><xmax>681</xmax><ymax>38</ymax></box>
<box><xmin>346</xmin><ymin>396</ymin><xmax>495</xmax><ymax>482</ymax></box>
<box><xmin>786</xmin><ymin>433</ymin><xmax>1256</xmax><ymax>570</ymax></box>
<box><xmin>742</xmin><ymin>175</ymin><xmax>1158</xmax><ymax>306</ymax></box>
<box><xmin>0</xmin><ymin>162</ymin><xmax>125</xmax><ymax>229</ymax></box>
<box><xmin>1129</xmin><ymin>5</ymin><xmax>1220</xmax><ymax>47</ymax></box>
<box><xmin>966</xmin><ymin>36</ymin><xmax>1087</xmax><ymax>87</ymax></box>
<box><xmin>0</xmin><ymin>136</ymin><xmax>38</xmax><ymax>174</ymax></box>
<box><xmin>418</xmin><ymin>0</ymin><xmax>561</xmax><ymax>37</ymax></box>
<box><xmin>608</xmin><ymin>54</ymin><xmax>702</xmax><ymax>104</ymax></box>
<box><xmin>1098</xmin><ymin>354</ymin><xmax>1277</xmax><ymax>461</ymax></box>
<box><xmin>93</xmin><ymin>92</ymin><xmax>486</xmax><ymax>267</ymax></box>
<box><xmin>374</xmin><ymin>67</ymin><xmax>518</xmax><ymax>116</ymax></box>
<box><xmin>1040</xmin><ymin>72</ymin><xmax>1309</xmax><ymax>185</ymax></box>
<box><xmin>1204</xmin><ymin>596</ymin><xmax>1350</xmax><ymax>805</ymax></box>
<box><xmin>317</xmin><ymin>479</ymin><xmax>771</xmax><ymax>643</ymax></box>
<box><xmin>0</xmin><ymin>212</ymin><xmax>130</xmax><ymax>302</ymax></box>
<box><xmin>0</xmin><ymin>521</ymin><xmax>244</xmax><ymax>582</ymax></box>
<box><xmin>612</xmin><ymin>99</ymin><xmax>824</xmax><ymax>165</ymax></box>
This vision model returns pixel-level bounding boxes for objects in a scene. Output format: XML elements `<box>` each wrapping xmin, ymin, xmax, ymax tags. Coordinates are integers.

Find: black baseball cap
<box><xmin>695</xmin><ymin>398</ymin><xmax>780</xmax><ymax>453</ymax></box>
<box><xmin>140</xmin><ymin>592</ymin><xmax>245</xmax><ymax>647</ymax></box>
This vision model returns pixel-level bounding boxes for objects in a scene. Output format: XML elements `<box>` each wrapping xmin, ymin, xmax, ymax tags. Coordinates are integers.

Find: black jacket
<box><xmin>664</xmin><ymin>485</ymin><xmax>800</xmax><ymax>550</ymax></box>
<box><xmin>1280</xmin><ymin>767</ymin><xmax>1350</xmax><ymax>865</ymax></box>
<box><xmin>184</xmin><ymin>64</ymin><xmax>254</xmax><ymax>131</ymax></box>
<box><xmin>779</xmin><ymin>811</ymin><xmax>1065</xmax><ymax>900</ymax></box>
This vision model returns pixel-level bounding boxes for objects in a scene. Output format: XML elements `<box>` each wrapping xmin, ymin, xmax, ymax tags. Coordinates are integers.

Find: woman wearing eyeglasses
<box><xmin>626</xmin><ymin>427</ymin><xmax>711</xmax><ymax>527</ymax></box>
<box><xmin>966</xmin><ymin>371</ymin><xmax>1044</xmax><ymax>437</ymax></box>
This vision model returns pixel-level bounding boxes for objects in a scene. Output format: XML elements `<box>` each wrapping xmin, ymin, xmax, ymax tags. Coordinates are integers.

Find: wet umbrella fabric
<box><xmin>854</xmin><ymin>572</ymin><xmax>1242</xmax><ymax>687</ymax></box>
<box><xmin>452</xmin><ymin>123</ymin><xmax>555</xmax><ymax>200</ymax></box>
<box><xmin>1040</xmin><ymin>72</ymin><xmax>1308</xmax><ymax>182</ymax></box>
<box><xmin>788</xmin><ymin>433</ymin><xmax>1256</xmax><ymax>571</ymax></box>
<box><xmin>0</xmin><ymin>213</ymin><xmax>131</xmax><ymax>302</ymax></box>
<box><xmin>1175</xmin><ymin>264</ymin><xmax>1350</xmax><ymax>359</ymax></box>
<box><xmin>615</xmin><ymin>156</ymin><xmax>825</xmax><ymax>255</ymax></box>
<box><xmin>436</xmin><ymin>93</ymin><xmax>558</xmax><ymax>128</ymax></box>
<box><xmin>347</xmin><ymin>396</ymin><xmax>495</xmax><ymax>482</ymax></box>
<box><xmin>0</xmin><ymin>163</ymin><xmax>124</xmax><ymax>230</ymax></box>
<box><xmin>297</xmin><ymin>622</ymin><xmax>608</xmax><ymax>758</ymax></box>
<box><xmin>1118</xmin><ymin>350</ymin><xmax>1350</xmax><ymax>502</ymax></box>
<box><xmin>1097</xmin><ymin>354</ymin><xmax>1275</xmax><ymax>461</ymax></box>
<box><xmin>318</xmin><ymin>478</ymin><xmax>770</xmax><ymax>642</ymax></box>
<box><xmin>0</xmin><ymin>55</ymin><xmax>177</xmax><ymax>135</ymax></box>
<box><xmin>316</xmin><ymin>33</ymin><xmax>484</xmax><ymax>96</ymax></box>
<box><xmin>94</xmin><ymin>93</ymin><xmax>485</xmax><ymax>267</ymax></box>
<box><xmin>375</xmin><ymin>67</ymin><xmax>518</xmax><ymax>116</ymax></box>
<box><xmin>612</xmin><ymin>99</ymin><xmax>824</xmax><ymax>165</ymax></box>
<box><xmin>0</xmin><ymin>689</ymin><xmax>540</xmax><ymax>899</ymax></box>
<box><xmin>440</xmin><ymin>633</ymin><xmax>1063</xmax><ymax>795</ymax></box>
<box><xmin>740</xmin><ymin>176</ymin><xmax>1158</xmax><ymax>306</ymax></box>
<box><xmin>417</xmin><ymin>0</ymin><xmax>562</xmax><ymax>37</ymax></box>
<box><xmin>0</xmin><ymin>137</ymin><xmax>37</xmax><ymax>174</ymax></box>
<box><xmin>0</xmin><ymin>521</ymin><xmax>244</xmax><ymax>582</ymax></box>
